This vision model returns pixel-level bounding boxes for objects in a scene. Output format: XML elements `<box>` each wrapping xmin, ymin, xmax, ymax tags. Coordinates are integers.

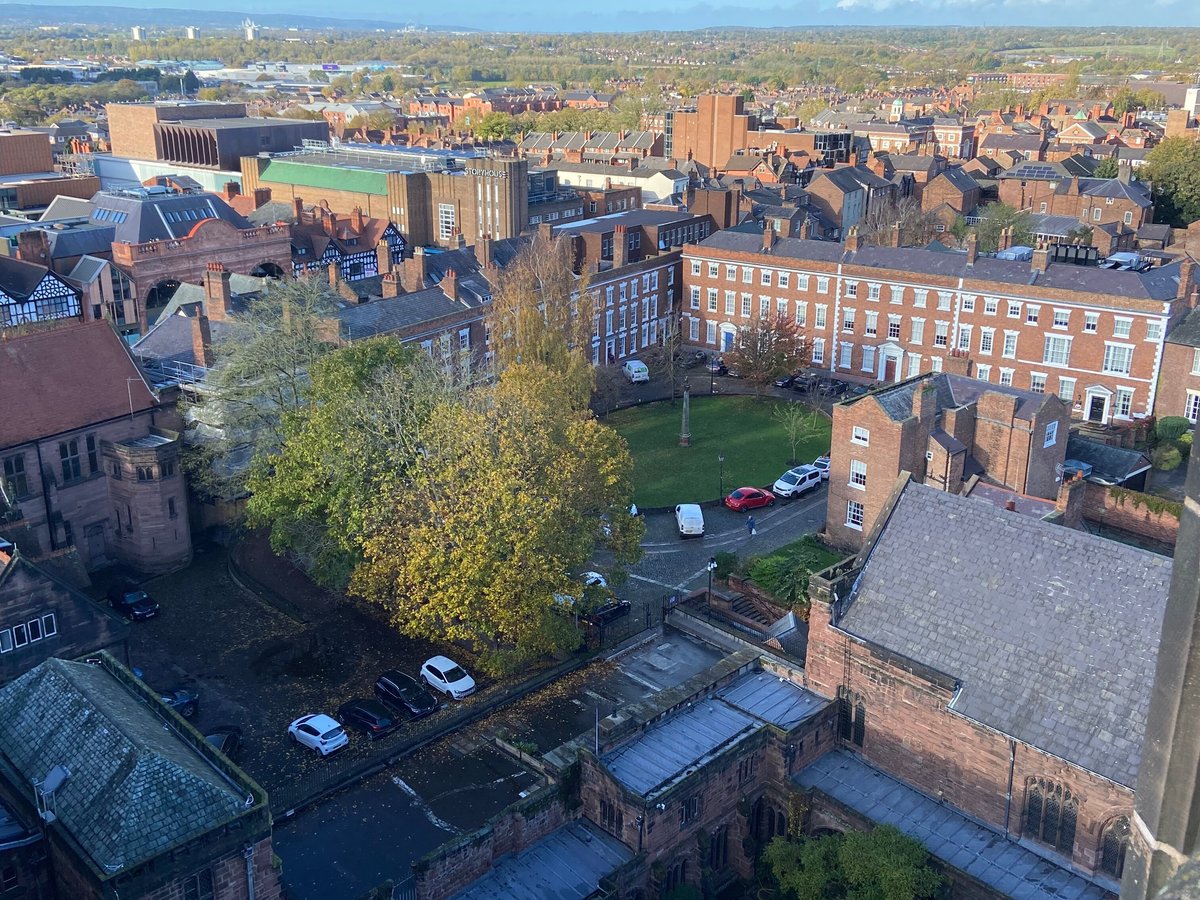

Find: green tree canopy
<box><xmin>1092</xmin><ymin>157</ymin><xmax>1119</xmax><ymax>179</ymax></box>
<box><xmin>1143</xmin><ymin>137</ymin><xmax>1200</xmax><ymax>227</ymax></box>
<box><xmin>764</xmin><ymin>826</ymin><xmax>944</xmax><ymax>900</ymax></box>
<box><xmin>972</xmin><ymin>203</ymin><xmax>1035</xmax><ymax>253</ymax></box>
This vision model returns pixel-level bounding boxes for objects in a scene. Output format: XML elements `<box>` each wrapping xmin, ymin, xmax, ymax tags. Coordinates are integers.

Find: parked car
<box><xmin>421</xmin><ymin>656</ymin><xmax>476</xmax><ymax>700</ymax></box>
<box><xmin>621</xmin><ymin>359</ymin><xmax>650</xmax><ymax>383</ymax></box>
<box><xmin>159</xmin><ymin>688</ymin><xmax>198</xmax><ymax>718</ymax></box>
<box><xmin>675</xmin><ymin>503</ymin><xmax>705</xmax><ymax>538</ymax></box>
<box><xmin>375</xmin><ymin>670</ymin><xmax>439</xmax><ymax>718</ymax></box>
<box><xmin>580</xmin><ymin>571</ymin><xmax>607</xmax><ymax>589</ymax></box>
<box><xmin>790</xmin><ymin>374</ymin><xmax>820</xmax><ymax>394</ymax></box>
<box><xmin>812</xmin><ymin>456</ymin><xmax>831</xmax><ymax>480</ymax></box>
<box><xmin>773</xmin><ymin>465</ymin><xmax>822</xmax><ymax>498</ymax></box>
<box><xmin>705</xmin><ymin>357</ymin><xmax>728</xmax><ymax>376</ymax></box>
<box><xmin>583</xmin><ymin>598</ymin><xmax>632</xmax><ymax>627</ymax></box>
<box><xmin>775</xmin><ymin>371</ymin><xmax>804</xmax><ymax>389</ymax></box>
<box><xmin>681</xmin><ymin>350</ymin><xmax>707</xmax><ymax>370</ymax></box>
<box><xmin>846</xmin><ymin>384</ymin><xmax>872</xmax><ymax>399</ymax></box>
<box><xmin>288</xmin><ymin>713</ymin><xmax>349</xmax><ymax>756</ymax></box>
<box><xmin>107</xmin><ymin>584</ymin><xmax>160</xmax><ymax>620</ymax></box>
<box><xmin>724</xmin><ymin>487</ymin><xmax>776</xmax><ymax>512</ymax></box>
<box><xmin>818</xmin><ymin>379</ymin><xmax>849</xmax><ymax>397</ymax></box>
<box><xmin>204</xmin><ymin>726</ymin><xmax>243</xmax><ymax>760</ymax></box>
<box><xmin>337</xmin><ymin>698</ymin><xmax>399</xmax><ymax>740</ymax></box>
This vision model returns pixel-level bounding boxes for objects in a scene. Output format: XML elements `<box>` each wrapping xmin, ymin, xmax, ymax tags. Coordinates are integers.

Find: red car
<box><xmin>724</xmin><ymin>487</ymin><xmax>776</xmax><ymax>512</ymax></box>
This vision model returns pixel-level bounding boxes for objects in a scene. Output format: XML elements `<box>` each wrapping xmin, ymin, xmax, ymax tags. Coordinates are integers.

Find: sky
<box><xmin>35</xmin><ymin>0</ymin><xmax>1200</xmax><ymax>31</ymax></box>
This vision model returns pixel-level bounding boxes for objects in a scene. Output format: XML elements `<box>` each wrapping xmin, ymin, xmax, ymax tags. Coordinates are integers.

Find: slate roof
<box><xmin>937</xmin><ymin>167</ymin><xmax>980</xmax><ymax>194</ymax></box>
<box><xmin>335</xmin><ymin>287</ymin><xmax>470</xmax><ymax>340</ymax></box>
<box><xmin>88</xmin><ymin>188</ymin><xmax>252</xmax><ymax>243</ymax></box>
<box><xmin>849</xmin><ymin>372</ymin><xmax>1052</xmax><ymax>422</ymax></box>
<box><xmin>838</xmin><ymin>482</ymin><xmax>1171</xmax><ymax>787</ymax></box>
<box><xmin>0</xmin><ymin>658</ymin><xmax>250</xmax><ymax>875</ymax></box>
<box><xmin>1064</xmin><ymin>435</ymin><xmax>1150</xmax><ymax>485</ymax></box>
<box><xmin>600</xmin><ymin>671</ymin><xmax>827</xmax><ymax>798</ymax></box>
<box><xmin>1166</xmin><ymin>305</ymin><xmax>1200</xmax><ymax>348</ymax></box>
<box><xmin>980</xmin><ymin>133</ymin><xmax>1047</xmax><ymax>153</ymax></box>
<box><xmin>40</xmin><ymin>196</ymin><xmax>95</xmax><ymax>220</ymax></box>
<box><xmin>0</xmin><ymin>320</ymin><xmax>157</xmax><ymax>448</ymax></box>
<box><xmin>693</xmin><ymin>231</ymin><xmax>1193</xmax><ymax>302</ymax></box>
<box><xmin>0</xmin><ymin>256</ymin><xmax>65</xmax><ymax>301</ymax></box>
<box><xmin>450</xmin><ymin>820</ymin><xmax>632</xmax><ymax>900</ymax></box>
<box><xmin>797</xmin><ymin>752</ymin><xmax>1112</xmax><ymax>899</ymax></box>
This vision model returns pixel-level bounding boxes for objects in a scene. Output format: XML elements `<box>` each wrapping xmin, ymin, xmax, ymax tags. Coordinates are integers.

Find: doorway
<box><xmin>1087</xmin><ymin>394</ymin><xmax>1108</xmax><ymax>423</ymax></box>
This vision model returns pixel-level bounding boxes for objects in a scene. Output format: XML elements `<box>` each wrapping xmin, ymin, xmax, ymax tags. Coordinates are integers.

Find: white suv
<box><xmin>622</xmin><ymin>360</ymin><xmax>650</xmax><ymax>383</ymax></box>
<box><xmin>773</xmin><ymin>465</ymin><xmax>822</xmax><ymax>498</ymax></box>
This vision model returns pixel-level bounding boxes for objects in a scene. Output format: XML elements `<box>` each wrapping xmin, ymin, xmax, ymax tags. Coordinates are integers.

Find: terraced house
<box><xmin>682</xmin><ymin>227</ymin><xmax>1198</xmax><ymax>424</ymax></box>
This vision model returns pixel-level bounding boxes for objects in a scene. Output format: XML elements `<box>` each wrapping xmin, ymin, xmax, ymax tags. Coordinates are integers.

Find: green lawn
<box><xmin>607</xmin><ymin>396</ymin><xmax>831</xmax><ymax>507</ymax></box>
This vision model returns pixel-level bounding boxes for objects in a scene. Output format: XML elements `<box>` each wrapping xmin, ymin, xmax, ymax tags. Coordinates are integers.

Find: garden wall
<box><xmin>1082</xmin><ymin>483</ymin><xmax>1180</xmax><ymax>547</ymax></box>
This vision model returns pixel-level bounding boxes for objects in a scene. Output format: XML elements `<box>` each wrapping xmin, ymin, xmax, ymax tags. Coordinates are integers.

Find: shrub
<box><xmin>713</xmin><ymin>550</ymin><xmax>739</xmax><ymax>579</ymax></box>
<box><xmin>1152</xmin><ymin>443</ymin><xmax>1183</xmax><ymax>471</ymax></box>
<box><xmin>1178</xmin><ymin>431</ymin><xmax>1194</xmax><ymax>457</ymax></box>
<box><xmin>1156</xmin><ymin>416</ymin><xmax>1192</xmax><ymax>443</ymax></box>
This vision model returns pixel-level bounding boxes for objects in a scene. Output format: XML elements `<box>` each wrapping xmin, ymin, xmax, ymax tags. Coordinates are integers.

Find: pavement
<box><xmin>273</xmin><ymin>630</ymin><xmax>728</xmax><ymax>900</ymax></box>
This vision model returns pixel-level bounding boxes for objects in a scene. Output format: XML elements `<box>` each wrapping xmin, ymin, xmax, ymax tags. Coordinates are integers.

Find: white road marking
<box><xmin>391</xmin><ymin>777</ymin><xmax>460</xmax><ymax>834</ymax></box>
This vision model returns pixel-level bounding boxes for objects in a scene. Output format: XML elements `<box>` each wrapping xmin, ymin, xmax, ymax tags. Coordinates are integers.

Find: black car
<box><xmin>775</xmin><ymin>371</ymin><xmax>805</xmax><ymax>389</ymax></box>
<box><xmin>681</xmin><ymin>350</ymin><xmax>708</xmax><ymax>370</ymax></box>
<box><xmin>583</xmin><ymin>598</ymin><xmax>633</xmax><ymax>627</ymax></box>
<box><xmin>107</xmin><ymin>584</ymin><xmax>160</xmax><ymax>620</ymax></box>
<box><xmin>160</xmin><ymin>688</ymin><xmax>199</xmax><ymax>718</ymax></box>
<box><xmin>205</xmin><ymin>726</ymin><xmax>243</xmax><ymax>760</ymax></box>
<box><xmin>374</xmin><ymin>670</ymin><xmax>438</xmax><ymax>718</ymax></box>
<box><xmin>338</xmin><ymin>698</ymin><xmax>399</xmax><ymax>739</ymax></box>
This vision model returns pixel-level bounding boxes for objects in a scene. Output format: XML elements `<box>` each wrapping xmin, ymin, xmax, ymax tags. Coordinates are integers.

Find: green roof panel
<box><xmin>260</xmin><ymin>159</ymin><xmax>388</xmax><ymax>195</ymax></box>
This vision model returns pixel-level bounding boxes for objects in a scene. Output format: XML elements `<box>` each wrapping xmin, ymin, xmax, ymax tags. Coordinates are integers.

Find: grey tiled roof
<box><xmin>1166</xmin><ymin>305</ymin><xmax>1200</xmax><ymax>348</ymax></box>
<box><xmin>796</xmin><ymin>752</ymin><xmax>1113</xmax><ymax>899</ymax></box>
<box><xmin>1064</xmin><ymin>435</ymin><xmax>1150</xmax><ymax>485</ymax></box>
<box><xmin>839</xmin><ymin>483</ymin><xmax>1170</xmax><ymax>787</ymax></box>
<box><xmin>335</xmin><ymin>287</ymin><xmax>468</xmax><ymax>339</ymax></box>
<box><xmin>0</xmin><ymin>659</ymin><xmax>249</xmax><ymax>875</ymax></box>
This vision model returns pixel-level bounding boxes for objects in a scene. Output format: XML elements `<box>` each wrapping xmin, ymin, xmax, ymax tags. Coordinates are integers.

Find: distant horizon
<box><xmin>17</xmin><ymin>0</ymin><xmax>1200</xmax><ymax>33</ymax></box>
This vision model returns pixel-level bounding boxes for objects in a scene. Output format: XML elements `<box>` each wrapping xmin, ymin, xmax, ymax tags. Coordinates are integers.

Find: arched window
<box><xmin>1100</xmin><ymin>817</ymin><xmax>1130</xmax><ymax>879</ymax></box>
<box><xmin>837</xmin><ymin>687</ymin><xmax>866</xmax><ymax>747</ymax></box>
<box><xmin>1023</xmin><ymin>778</ymin><xmax>1078</xmax><ymax>854</ymax></box>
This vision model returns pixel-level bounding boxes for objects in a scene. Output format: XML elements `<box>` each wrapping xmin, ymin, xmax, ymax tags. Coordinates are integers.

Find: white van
<box><xmin>675</xmin><ymin>503</ymin><xmax>705</xmax><ymax>538</ymax></box>
<box><xmin>773</xmin><ymin>465</ymin><xmax>822</xmax><ymax>498</ymax></box>
<box><xmin>622</xmin><ymin>359</ymin><xmax>650</xmax><ymax>384</ymax></box>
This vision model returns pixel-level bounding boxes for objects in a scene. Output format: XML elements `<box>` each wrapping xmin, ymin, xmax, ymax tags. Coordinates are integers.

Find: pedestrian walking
<box><xmin>746</xmin><ymin>515</ymin><xmax>757</xmax><ymax>536</ymax></box>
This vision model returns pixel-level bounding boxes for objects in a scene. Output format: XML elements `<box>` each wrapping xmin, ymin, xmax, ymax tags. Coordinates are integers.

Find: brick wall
<box><xmin>805</xmin><ymin>595</ymin><xmax>1136</xmax><ymax>876</ymax></box>
<box><xmin>1156</xmin><ymin>339</ymin><xmax>1200</xmax><ymax>421</ymax></box>
<box><xmin>413</xmin><ymin>787</ymin><xmax>572</xmax><ymax>900</ymax></box>
<box><xmin>1081</xmin><ymin>482</ymin><xmax>1180</xmax><ymax>545</ymax></box>
<box><xmin>0</xmin><ymin>130</ymin><xmax>54</xmax><ymax>176</ymax></box>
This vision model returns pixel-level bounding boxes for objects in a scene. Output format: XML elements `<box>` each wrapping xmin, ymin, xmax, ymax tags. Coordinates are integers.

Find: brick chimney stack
<box><xmin>252</xmin><ymin>187</ymin><xmax>271</xmax><ymax>209</ymax></box>
<box><xmin>844</xmin><ymin>225</ymin><xmax>860</xmax><ymax>253</ymax></box>
<box><xmin>798</xmin><ymin>217</ymin><xmax>812</xmax><ymax>240</ymax></box>
<box><xmin>1031</xmin><ymin>243</ymin><xmax>1050</xmax><ymax>275</ymax></box>
<box><xmin>441</xmin><ymin>267</ymin><xmax>458</xmax><ymax>301</ymax></box>
<box><xmin>222</xmin><ymin>181</ymin><xmax>240</xmax><ymax>201</ymax></box>
<box><xmin>15</xmin><ymin>230</ymin><xmax>50</xmax><ymax>265</ymax></box>
<box><xmin>477</xmin><ymin>232</ymin><xmax>494</xmax><ymax>269</ymax></box>
<box><xmin>912</xmin><ymin>380</ymin><xmax>937</xmax><ymax>426</ymax></box>
<box><xmin>1055</xmin><ymin>470</ymin><xmax>1087</xmax><ymax>530</ymax></box>
<box><xmin>1178</xmin><ymin>257</ymin><xmax>1196</xmax><ymax>302</ymax></box>
<box><xmin>191</xmin><ymin>313</ymin><xmax>213</xmax><ymax>367</ymax></box>
<box><xmin>612</xmin><ymin>225</ymin><xmax>628</xmax><ymax>268</ymax></box>
<box><xmin>966</xmin><ymin>231</ymin><xmax>978</xmax><ymax>264</ymax></box>
<box><xmin>292</xmin><ymin>196</ymin><xmax>304</xmax><ymax>222</ymax></box>
<box><xmin>203</xmin><ymin>262</ymin><xmax>232</xmax><ymax>321</ymax></box>
<box><xmin>324</xmin><ymin>212</ymin><xmax>338</xmax><ymax>237</ymax></box>
<box><xmin>762</xmin><ymin>223</ymin><xmax>776</xmax><ymax>252</ymax></box>
<box><xmin>890</xmin><ymin>221</ymin><xmax>902</xmax><ymax>248</ymax></box>
<box><xmin>381</xmin><ymin>272</ymin><xmax>402</xmax><ymax>298</ymax></box>
<box><xmin>376</xmin><ymin>239</ymin><xmax>393</xmax><ymax>276</ymax></box>
<box><xmin>407</xmin><ymin>247</ymin><xmax>429</xmax><ymax>291</ymax></box>
<box><xmin>350</xmin><ymin>206</ymin><xmax>365</xmax><ymax>235</ymax></box>
<box><xmin>999</xmin><ymin>226</ymin><xmax>1012</xmax><ymax>252</ymax></box>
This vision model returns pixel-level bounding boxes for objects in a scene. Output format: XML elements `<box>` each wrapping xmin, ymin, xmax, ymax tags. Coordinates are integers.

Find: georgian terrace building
<box><xmin>682</xmin><ymin>227</ymin><xmax>1197</xmax><ymax>425</ymax></box>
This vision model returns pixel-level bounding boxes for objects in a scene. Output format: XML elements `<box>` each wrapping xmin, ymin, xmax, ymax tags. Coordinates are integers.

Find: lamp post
<box><xmin>707</xmin><ymin>556</ymin><xmax>718</xmax><ymax>614</ymax></box>
<box><xmin>710</xmin><ymin>357</ymin><xmax>716</xmax><ymax>395</ymax></box>
<box><xmin>718</xmin><ymin>453</ymin><xmax>726</xmax><ymax>500</ymax></box>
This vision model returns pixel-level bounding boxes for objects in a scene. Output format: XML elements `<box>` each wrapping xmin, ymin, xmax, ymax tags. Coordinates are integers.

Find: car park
<box><xmin>289</xmin><ymin>713</ymin><xmax>349</xmax><ymax>756</ymax></box>
<box><xmin>204</xmin><ymin>726</ymin><xmax>243</xmax><ymax>760</ymax></box>
<box><xmin>375</xmin><ymin>670</ymin><xmax>439</xmax><ymax>718</ymax></box>
<box><xmin>621</xmin><ymin>359</ymin><xmax>650</xmax><ymax>383</ymax></box>
<box><xmin>421</xmin><ymin>655</ymin><xmax>476</xmax><ymax>700</ymax></box>
<box><xmin>159</xmin><ymin>687</ymin><xmax>198</xmax><ymax>718</ymax></box>
<box><xmin>107</xmin><ymin>584</ymin><xmax>160</xmax><ymax>620</ymax></box>
<box><xmin>773</xmin><ymin>465</ymin><xmax>822</xmax><ymax>498</ymax></box>
<box><xmin>724</xmin><ymin>487</ymin><xmax>776</xmax><ymax>512</ymax></box>
<box><xmin>337</xmin><ymin>698</ymin><xmax>399</xmax><ymax>740</ymax></box>
<box><xmin>583</xmin><ymin>598</ymin><xmax>632</xmax><ymax>627</ymax></box>
<box><xmin>812</xmin><ymin>456</ymin><xmax>831</xmax><ymax>480</ymax></box>
<box><xmin>675</xmin><ymin>503</ymin><xmax>705</xmax><ymax>538</ymax></box>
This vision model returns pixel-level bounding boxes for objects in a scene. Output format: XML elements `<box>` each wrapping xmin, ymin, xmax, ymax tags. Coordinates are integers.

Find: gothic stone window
<box><xmin>1023</xmin><ymin>778</ymin><xmax>1078</xmax><ymax>854</ymax></box>
<box><xmin>1100</xmin><ymin>816</ymin><xmax>1130</xmax><ymax>879</ymax></box>
<box><xmin>837</xmin><ymin>687</ymin><xmax>866</xmax><ymax>747</ymax></box>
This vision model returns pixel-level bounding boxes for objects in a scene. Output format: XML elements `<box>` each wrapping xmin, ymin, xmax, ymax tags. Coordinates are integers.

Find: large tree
<box><xmin>972</xmin><ymin>203</ymin><xmax>1035</xmax><ymax>253</ymax></box>
<box><xmin>764</xmin><ymin>826</ymin><xmax>944</xmax><ymax>900</ymax></box>
<box><xmin>351</xmin><ymin>363</ymin><xmax>643</xmax><ymax>672</ymax></box>
<box><xmin>1143</xmin><ymin>137</ymin><xmax>1200</xmax><ymax>228</ymax></box>
<box><xmin>182</xmin><ymin>277</ymin><xmax>339</xmax><ymax>501</ymax></box>
<box><xmin>245</xmin><ymin>338</ymin><xmax>456</xmax><ymax>589</ymax></box>
<box><xmin>857</xmin><ymin>196</ymin><xmax>942</xmax><ymax>248</ymax></box>
<box><xmin>722</xmin><ymin>313</ymin><xmax>811</xmax><ymax>397</ymax></box>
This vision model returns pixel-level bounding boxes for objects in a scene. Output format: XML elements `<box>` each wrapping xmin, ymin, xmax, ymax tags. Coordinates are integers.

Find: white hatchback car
<box><xmin>421</xmin><ymin>655</ymin><xmax>477</xmax><ymax>700</ymax></box>
<box><xmin>812</xmin><ymin>456</ymin><xmax>831</xmax><ymax>481</ymax></box>
<box><xmin>288</xmin><ymin>713</ymin><xmax>349</xmax><ymax>756</ymax></box>
<box><xmin>773</xmin><ymin>465</ymin><xmax>822</xmax><ymax>498</ymax></box>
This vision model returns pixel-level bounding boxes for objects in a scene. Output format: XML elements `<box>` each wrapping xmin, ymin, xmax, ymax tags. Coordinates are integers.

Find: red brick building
<box><xmin>823</xmin><ymin>372</ymin><xmax>1071</xmax><ymax>549</ymax></box>
<box><xmin>805</xmin><ymin>478</ymin><xmax>1169</xmax><ymax>891</ymax></box>
<box><xmin>1156</xmin><ymin>303</ymin><xmax>1200</xmax><ymax>422</ymax></box>
<box><xmin>682</xmin><ymin>229</ymin><xmax>1198</xmax><ymax>425</ymax></box>
<box><xmin>0</xmin><ymin>321</ymin><xmax>191</xmax><ymax>574</ymax></box>
<box><xmin>997</xmin><ymin>167</ymin><xmax>1154</xmax><ymax>231</ymax></box>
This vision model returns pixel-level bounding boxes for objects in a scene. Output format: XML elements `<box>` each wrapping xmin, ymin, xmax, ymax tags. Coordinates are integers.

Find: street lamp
<box><xmin>707</xmin><ymin>556</ymin><xmax>718</xmax><ymax>614</ymax></box>
<box><xmin>718</xmin><ymin>453</ymin><xmax>726</xmax><ymax>500</ymax></box>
